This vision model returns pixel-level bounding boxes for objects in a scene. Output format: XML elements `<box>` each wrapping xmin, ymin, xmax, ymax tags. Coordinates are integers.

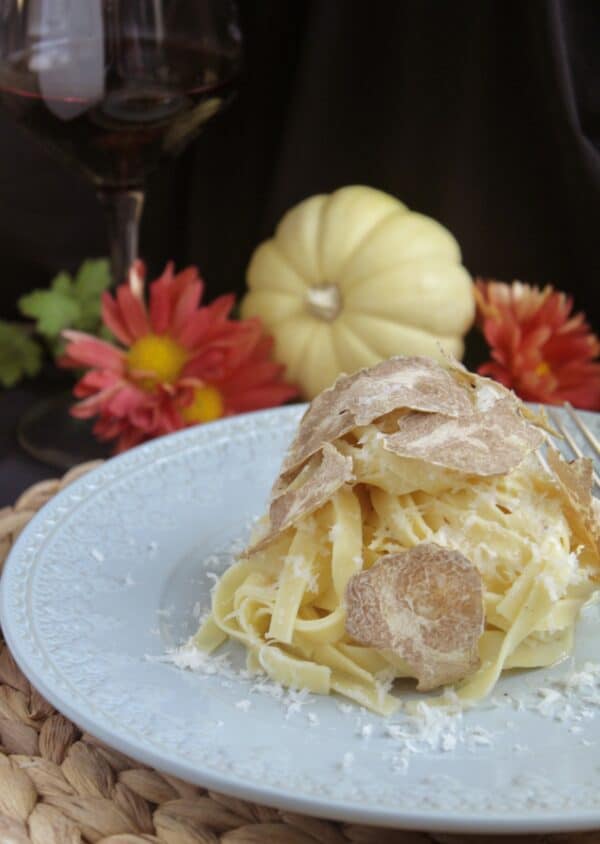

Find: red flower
<box><xmin>475</xmin><ymin>279</ymin><xmax>600</xmax><ymax>410</ymax></box>
<box><xmin>61</xmin><ymin>261</ymin><xmax>298</xmax><ymax>452</ymax></box>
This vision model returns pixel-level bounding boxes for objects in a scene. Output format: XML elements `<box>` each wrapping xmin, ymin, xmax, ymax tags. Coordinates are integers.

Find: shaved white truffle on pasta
<box><xmin>194</xmin><ymin>355</ymin><xmax>600</xmax><ymax>715</ymax></box>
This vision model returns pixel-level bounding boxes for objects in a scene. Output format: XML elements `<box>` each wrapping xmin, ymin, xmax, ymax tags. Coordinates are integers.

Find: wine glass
<box><xmin>0</xmin><ymin>0</ymin><xmax>242</xmax><ymax>467</ymax></box>
<box><xmin>0</xmin><ymin>0</ymin><xmax>242</xmax><ymax>286</ymax></box>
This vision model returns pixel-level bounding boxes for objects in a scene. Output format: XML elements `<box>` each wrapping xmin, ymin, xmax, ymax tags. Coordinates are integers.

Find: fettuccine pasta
<box><xmin>194</xmin><ymin>356</ymin><xmax>600</xmax><ymax>714</ymax></box>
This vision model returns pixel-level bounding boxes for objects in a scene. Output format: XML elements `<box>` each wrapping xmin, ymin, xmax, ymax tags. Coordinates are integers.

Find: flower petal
<box><xmin>149</xmin><ymin>262</ymin><xmax>176</xmax><ymax>334</ymax></box>
<box><xmin>116</xmin><ymin>283</ymin><xmax>151</xmax><ymax>341</ymax></box>
<box><xmin>73</xmin><ymin>369</ymin><xmax>121</xmax><ymax>398</ymax></box>
<box><xmin>101</xmin><ymin>291</ymin><xmax>135</xmax><ymax>345</ymax></box>
<box><xmin>171</xmin><ymin>276</ymin><xmax>204</xmax><ymax>339</ymax></box>
<box><xmin>70</xmin><ymin>384</ymin><xmax>121</xmax><ymax>418</ymax></box>
<box><xmin>62</xmin><ymin>331</ymin><xmax>126</xmax><ymax>371</ymax></box>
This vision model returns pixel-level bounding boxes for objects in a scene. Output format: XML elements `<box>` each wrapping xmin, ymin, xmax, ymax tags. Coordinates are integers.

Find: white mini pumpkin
<box><xmin>241</xmin><ymin>185</ymin><xmax>474</xmax><ymax>398</ymax></box>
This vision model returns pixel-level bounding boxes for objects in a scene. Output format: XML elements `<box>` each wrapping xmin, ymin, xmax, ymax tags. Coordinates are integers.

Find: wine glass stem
<box><xmin>97</xmin><ymin>189</ymin><xmax>145</xmax><ymax>286</ymax></box>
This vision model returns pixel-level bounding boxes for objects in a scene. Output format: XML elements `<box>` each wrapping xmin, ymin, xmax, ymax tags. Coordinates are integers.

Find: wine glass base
<box><xmin>18</xmin><ymin>393</ymin><xmax>111</xmax><ymax>470</ymax></box>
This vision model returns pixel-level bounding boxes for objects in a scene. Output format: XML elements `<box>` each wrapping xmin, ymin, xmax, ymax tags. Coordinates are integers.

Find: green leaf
<box><xmin>74</xmin><ymin>259</ymin><xmax>112</xmax><ymax>301</ymax></box>
<box><xmin>18</xmin><ymin>289</ymin><xmax>81</xmax><ymax>337</ymax></box>
<box><xmin>77</xmin><ymin>294</ymin><xmax>105</xmax><ymax>333</ymax></box>
<box><xmin>0</xmin><ymin>322</ymin><xmax>43</xmax><ymax>388</ymax></box>
<box><xmin>17</xmin><ymin>258</ymin><xmax>112</xmax><ymax>347</ymax></box>
<box><xmin>51</xmin><ymin>272</ymin><xmax>74</xmax><ymax>296</ymax></box>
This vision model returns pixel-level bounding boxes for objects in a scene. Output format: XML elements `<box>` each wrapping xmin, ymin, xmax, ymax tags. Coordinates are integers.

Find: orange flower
<box><xmin>475</xmin><ymin>279</ymin><xmax>600</xmax><ymax>410</ymax></box>
<box><xmin>61</xmin><ymin>261</ymin><xmax>298</xmax><ymax>452</ymax></box>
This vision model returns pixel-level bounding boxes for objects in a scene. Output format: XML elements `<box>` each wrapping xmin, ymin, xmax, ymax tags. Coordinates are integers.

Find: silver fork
<box><xmin>545</xmin><ymin>402</ymin><xmax>600</xmax><ymax>490</ymax></box>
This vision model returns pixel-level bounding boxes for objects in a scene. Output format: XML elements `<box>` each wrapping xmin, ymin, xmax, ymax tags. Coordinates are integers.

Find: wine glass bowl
<box><xmin>0</xmin><ymin>1</ymin><xmax>242</xmax><ymax>189</ymax></box>
<box><xmin>0</xmin><ymin>0</ymin><xmax>242</xmax><ymax>283</ymax></box>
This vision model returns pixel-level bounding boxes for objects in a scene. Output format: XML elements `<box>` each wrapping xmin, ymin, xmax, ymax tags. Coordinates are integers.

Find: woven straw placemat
<box><xmin>0</xmin><ymin>465</ymin><xmax>597</xmax><ymax>844</ymax></box>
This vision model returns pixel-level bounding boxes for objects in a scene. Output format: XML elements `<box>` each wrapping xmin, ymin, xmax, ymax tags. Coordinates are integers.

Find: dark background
<box><xmin>0</xmin><ymin>0</ymin><xmax>599</xmax><ymax>503</ymax></box>
<box><xmin>0</xmin><ymin>0</ymin><xmax>598</xmax><ymax>330</ymax></box>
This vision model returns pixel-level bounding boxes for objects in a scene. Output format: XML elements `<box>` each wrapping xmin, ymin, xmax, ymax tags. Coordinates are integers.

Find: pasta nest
<box><xmin>196</xmin><ymin>356</ymin><xmax>600</xmax><ymax>714</ymax></box>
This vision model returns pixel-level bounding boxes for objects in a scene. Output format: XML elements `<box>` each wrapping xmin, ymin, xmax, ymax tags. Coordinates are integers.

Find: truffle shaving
<box><xmin>381</xmin><ymin>395</ymin><xmax>544</xmax><ymax>476</ymax></box>
<box><xmin>281</xmin><ymin>356</ymin><xmax>474</xmax><ymax>474</ymax></box>
<box><xmin>247</xmin><ymin>443</ymin><xmax>354</xmax><ymax>555</ymax></box>
<box><xmin>546</xmin><ymin>446</ymin><xmax>600</xmax><ymax>557</ymax></box>
<box><xmin>345</xmin><ymin>544</ymin><xmax>484</xmax><ymax>690</ymax></box>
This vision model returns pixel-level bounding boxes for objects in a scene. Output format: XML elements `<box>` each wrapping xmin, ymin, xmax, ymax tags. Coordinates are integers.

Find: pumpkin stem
<box><xmin>305</xmin><ymin>283</ymin><xmax>343</xmax><ymax>322</ymax></box>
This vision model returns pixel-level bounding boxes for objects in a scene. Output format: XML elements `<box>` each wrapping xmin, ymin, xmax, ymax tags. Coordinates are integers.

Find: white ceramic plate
<box><xmin>2</xmin><ymin>405</ymin><xmax>600</xmax><ymax>834</ymax></box>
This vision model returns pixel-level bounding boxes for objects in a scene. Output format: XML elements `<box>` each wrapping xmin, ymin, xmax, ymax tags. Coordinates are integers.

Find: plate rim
<box><xmin>2</xmin><ymin>405</ymin><xmax>600</xmax><ymax>834</ymax></box>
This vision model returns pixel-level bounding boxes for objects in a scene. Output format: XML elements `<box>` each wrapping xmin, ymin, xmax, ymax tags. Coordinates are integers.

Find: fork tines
<box><xmin>546</xmin><ymin>403</ymin><xmax>600</xmax><ymax>489</ymax></box>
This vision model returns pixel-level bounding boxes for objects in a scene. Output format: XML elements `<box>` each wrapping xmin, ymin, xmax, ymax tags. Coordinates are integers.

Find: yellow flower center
<box><xmin>182</xmin><ymin>385</ymin><xmax>225</xmax><ymax>424</ymax></box>
<box><xmin>535</xmin><ymin>361</ymin><xmax>551</xmax><ymax>377</ymax></box>
<box><xmin>127</xmin><ymin>334</ymin><xmax>188</xmax><ymax>388</ymax></box>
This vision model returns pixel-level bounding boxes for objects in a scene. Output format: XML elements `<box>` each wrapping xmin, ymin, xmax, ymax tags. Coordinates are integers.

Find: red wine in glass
<box><xmin>0</xmin><ymin>39</ymin><xmax>239</xmax><ymax>191</ymax></box>
<box><xmin>0</xmin><ymin>1</ymin><xmax>242</xmax><ymax>468</ymax></box>
<box><xmin>0</xmin><ymin>1</ymin><xmax>242</xmax><ymax>284</ymax></box>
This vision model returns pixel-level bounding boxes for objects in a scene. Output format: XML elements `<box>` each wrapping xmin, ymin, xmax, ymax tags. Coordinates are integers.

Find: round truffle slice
<box><xmin>345</xmin><ymin>543</ymin><xmax>484</xmax><ymax>691</ymax></box>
